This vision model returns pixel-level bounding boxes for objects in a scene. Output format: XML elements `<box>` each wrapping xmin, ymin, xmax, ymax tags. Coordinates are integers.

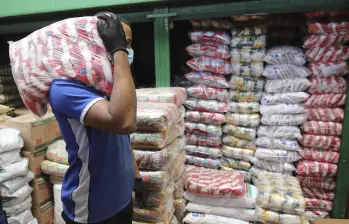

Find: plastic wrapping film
<box><xmin>301</xmin><ymin>121</ymin><xmax>343</xmax><ymax>136</ymax></box>
<box><xmin>262</xmin><ymin>64</ymin><xmax>311</xmax><ymax>79</ymax></box>
<box><xmin>308</xmin><ymin>61</ymin><xmax>348</xmax><ymax>77</ymax></box>
<box><xmin>184</xmin><ymin>167</ymin><xmax>245</xmax><ymax>197</ymax></box>
<box><xmin>222</xmin><ymin>124</ymin><xmax>256</xmax><ymax>141</ymax></box>
<box><xmin>228</xmin><ymin>76</ymin><xmax>265</xmax><ymax>92</ymax></box>
<box><xmin>0</xmin><ymin>128</ymin><xmax>24</xmax><ymax>154</ymax></box>
<box><xmin>254</xmin><ymin>148</ymin><xmax>301</xmax><ymax>163</ymax></box>
<box><xmin>185</xmin><ymin>72</ymin><xmax>229</xmax><ymax>88</ymax></box>
<box><xmin>184</xmin><ymin>98</ymin><xmax>228</xmax><ymax>113</ymax></box>
<box><xmin>305</xmin><ymin>198</ymin><xmax>333</xmax><ymax>212</ymax></box>
<box><xmin>250</xmin><ymin>166</ymin><xmax>292</xmax><ymax>179</ymax></box>
<box><xmin>308</xmin><ymin>77</ymin><xmax>347</xmax><ymax>94</ymax></box>
<box><xmin>303</xmin><ymin>33</ymin><xmax>349</xmax><ymax>48</ymax></box>
<box><xmin>257</xmin><ymin>125</ymin><xmax>302</xmax><ymax>140</ymax></box>
<box><xmin>185</xmin><ymin>155</ymin><xmax>221</xmax><ymax>169</ymax></box>
<box><xmin>0</xmin><ymin>172</ymin><xmax>34</xmax><ymax>196</ymax></box>
<box><xmin>133</xmin><ymin>198</ymin><xmax>174</xmax><ymax>223</ymax></box>
<box><xmin>41</xmin><ymin>160</ymin><xmax>68</xmax><ymax>177</ymax></box>
<box><xmin>231</xmin><ymin>35</ymin><xmax>266</xmax><ymax>49</ymax></box>
<box><xmin>304</xmin><ymin>94</ymin><xmax>346</xmax><ymax>107</ymax></box>
<box><xmin>302</xmin><ymin>187</ymin><xmax>335</xmax><ymax>201</ymax></box>
<box><xmin>173</xmin><ymin>198</ymin><xmax>186</xmax><ymax>220</ymax></box>
<box><xmin>260</xmin><ymin>104</ymin><xmax>306</xmax><ymax>115</ymax></box>
<box><xmin>264</xmin><ymin>46</ymin><xmax>307</xmax><ymax>66</ymax></box>
<box><xmin>222</xmin><ymin>135</ymin><xmax>256</xmax><ymax>151</ymax></box>
<box><xmin>297</xmin><ymin>176</ymin><xmax>336</xmax><ymax>190</ymax></box>
<box><xmin>189</xmin><ymin>31</ymin><xmax>230</xmax><ymax>45</ymax></box>
<box><xmin>133</xmin><ymin>137</ymin><xmax>185</xmax><ymax>171</ymax></box>
<box><xmin>0</xmin><ymin>159</ymin><xmax>28</xmax><ymax>183</ymax></box>
<box><xmin>131</xmin><ymin>122</ymin><xmax>184</xmax><ymax>149</ymax></box>
<box><xmin>136</xmin><ymin>87</ymin><xmax>187</xmax><ymax>107</ymax></box>
<box><xmin>227</xmin><ymin>102</ymin><xmax>260</xmax><ymax>113</ymax></box>
<box><xmin>300</xmin><ymin>134</ymin><xmax>341</xmax><ymax>151</ymax></box>
<box><xmin>251</xmin><ymin>157</ymin><xmax>296</xmax><ymax>172</ymax></box>
<box><xmin>174</xmin><ymin>179</ymin><xmax>184</xmax><ymax>199</ymax></box>
<box><xmin>186</xmin><ymin>44</ymin><xmax>230</xmax><ymax>59</ymax></box>
<box><xmin>301</xmin><ymin>148</ymin><xmax>339</xmax><ymax>163</ymax></box>
<box><xmin>304</xmin><ymin>210</ymin><xmax>329</xmax><ymax>219</ymax></box>
<box><xmin>220</xmin><ymin>157</ymin><xmax>251</xmax><ymax>171</ymax></box>
<box><xmin>264</xmin><ymin>78</ymin><xmax>311</xmax><ymax>93</ymax></box>
<box><xmin>186</xmin><ymin>134</ymin><xmax>221</xmax><ymax>147</ymax></box>
<box><xmin>46</xmin><ymin>140</ymin><xmax>68</xmax><ymax>165</ymax></box>
<box><xmin>306</xmin><ymin>107</ymin><xmax>344</xmax><ymax>122</ymax></box>
<box><xmin>231</xmin><ymin>62</ymin><xmax>264</xmax><ymax>77</ymax></box>
<box><xmin>230</xmin><ymin>48</ymin><xmax>266</xmax><ymax>63</ymax></box>
<box><xmin>229</xmin><ymin>90</ymin><xmax>262</xmax><ymax>102</ymax></box>
<box><xmin>140</xmin><ymin>170</ymin><xmax>173</xmax><ymax>192</ymax></box>
<box><xmin>226</xmin><ymin>113</ymin><xmax>260</xmax><ymax>128</ymax></box>
<box><xmin>306</xmin><ymin>46</ymin><xmax>349</xmax><ymax>62</ymax></box>
<box><xmin>132</xmin><ymin>181</ymin><xmax>174</xmax><ymax>207</ymax></box>
<box><xmin>183</xmin><ymin>212</ymin><xmax>253</xmax><ymax>224</ymax></box>
<box><xmin>296</xmin><ymin>161</ymin><xmax>338</xmax><ymax>177</ymax></box>
<box><xmin>186</xmin><ymin>86</ymin><xmax>229</xmax><ymax>102</ymax></box>
<box><xmin>256</xmin><ymin>136</ymin><xmax>301</xmax><ymax>151</ymax></box>
<box><xmin>261</xmin><ymin>114</ymin><xmax>308</xmax><ymax>126</ymax></box>
<box><xmin>189</xmin><ymin>19</ymin><xmax>233</xmax><ymax>30</ymax></box>
<box><xmin>187</xmin><ymin>56</ymin><xmax>231</xmax><ymax>75</ymax></box>
<box><xmin>307</xmin><ymin>22</ymin><xmax>349</xmax><ymax>34</ymax></box>
<box><xmin>185</xmin><ymin>145</ymin><xmax>222</xmax><ymax>159</ymax></box>
<box><xmin>185</xmin><ymin>110</ymin><xmax>226</xmax><ymax>125</ymax></box>
<box><xmin>185</xmin><ymin>122</ymin><xmax>223</xmax><ymax>137</ymax></box>
<box><xmin>255</xmin><ymin>206</ymin><xmax>304</xmax><ymax>224</ymax></box>
<box><xmin>261</xmin><ymin>92</ymin><xmax>310</xmax><ymax>105</ymax></box>
<box><xmin>222</xmin><ymin>145</ymin><xmax>254</xmax><ymax>162</ymax></box>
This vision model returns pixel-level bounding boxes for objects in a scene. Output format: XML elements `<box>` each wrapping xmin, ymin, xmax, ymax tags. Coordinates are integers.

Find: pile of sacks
<box><xmin>0</xmin><ymin>128</ymin><xmax>37</xmax><ymax>224</ymax></box>
<box><xmin>0</xmin><ymin>66</ymin><xmax>23</xmax><ymax>109</ymax></box>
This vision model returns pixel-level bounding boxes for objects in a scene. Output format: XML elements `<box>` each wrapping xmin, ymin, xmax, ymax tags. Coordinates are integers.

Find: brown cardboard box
<box><xmin>1</xmin><ymin>112</ymin><xmax>61</xmax><ymax>152</ymax></box>
<box><xmin>31</xmin><ymin>176</ymin><xmax>53</xmax><ymax>207</ymax></box>
<box><xmin>310</xmin><ymin>220</ymin><xmax>349</xmax><ymax>224</ymax></box>
<box><xmin>22</xmin><ymin>149</ymin><xmax>46</xmax><ymax>177</ymax></box>
<box><xmin>32</xmin><ymin>200</ymin><xmax>54</xmax><ymax>224</ymax></box>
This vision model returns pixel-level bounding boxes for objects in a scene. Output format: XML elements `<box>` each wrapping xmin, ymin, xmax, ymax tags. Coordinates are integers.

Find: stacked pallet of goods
<box><xmin>297</xmin><ymin>10</ymin><xmax>349</xmax><ymax>220</ymax></box>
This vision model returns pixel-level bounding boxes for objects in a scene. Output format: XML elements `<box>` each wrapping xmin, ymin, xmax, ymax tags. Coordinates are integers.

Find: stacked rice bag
<box><xmin>297</xmin><ymin>11</ymin><xmax>349</xmax><ymax>219</ymax></box>
<box><xmin>183</xmin><ymin>167</ymin><xmax>259</xmax><ymax>223</ymax></box>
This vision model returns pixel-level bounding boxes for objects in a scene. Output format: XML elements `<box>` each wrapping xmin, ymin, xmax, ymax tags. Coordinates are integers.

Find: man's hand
<box><xmin>134</xmin><ymin>178</ymin><xmax>149</xmax><ymax>209</ymax></box>
<box><xmin>96</xmin><ymin>13</ymin><xmax>128</xmax><ymax>55</ymax></box>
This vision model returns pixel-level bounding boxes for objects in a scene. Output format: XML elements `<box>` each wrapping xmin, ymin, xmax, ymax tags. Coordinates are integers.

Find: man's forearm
<box><xmin>130</xmin><ymin>147</ymin><xmax>141</xmax><ymax>178</ymax></box>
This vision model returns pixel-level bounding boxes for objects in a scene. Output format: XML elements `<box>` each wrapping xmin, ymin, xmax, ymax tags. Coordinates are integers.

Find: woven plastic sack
<box><xmin>251</xmin><ymin>157</ymin><xmax>295</xmax><ymax>172</ymax></box>
<box><xmin>257</xmin><ymin>125</ymin><xmax>302</xmax><ymax>140</ymax></box>
<box><xmin>186</xmin><ymin>134</ymin><xmax>221</xmax><ymax>147</ymax></box>
<box><xmin>7</xmin><ymin>209</ymin><xmax>36</xmax><ymax>224</ymax></box>
<box><xmin>189</xmin><ymin>19</ymin><xmax>233</xmax><ymax>30</ymax></box>
<box><xmin>46</xmin><ymin>140</ymin><xmax>68</xmax><ymax>165</ymax></box>
<box><xmin>185</xmin><ymin>145</ymin><xmax>222</xmax><ymax>159</ymax></box>
<box><xmin>296</xmin><ymin>161</ymin><xmax>338</xmax><ymax>177</ymax></box>
<box><xmin>307</xmin><ymin>22</ymin><xmax>349</xmax><ymax>34</ymax></box>
<box><xmin>261</xmin><ymin>114</ymin><xmax>308</xmax><ymax>126</ymax></box>
<box><xmin>250</xmin><ymin>166</ymin><xmax>292</xmax><ymax>179</ymax></box>
<box><xmin>229</xmin><ymin>90</ymin><xmax>262</xmax><ymax>102</ymax></box>
<box><xmin>132</xmin><ymin>181</ymin><xmax>174</xmax><ymax>207</ymax></box>
<box><xmin>306</xmin><ymin>46</ymin><xmax>349</xmax><ymax>62</ymax></box>
<box><xmin>304</xmin><ymin>210</ymin><xmax>329</xmax><ymax>219</ymax></box>
<box><xmin>228</xmin><ymin>76</ymin><xmax>265</xmax><ymax>92</ymax></box>
<box><xmin>222</xmin><ymin>124</ymin><xmax>256</xmax><ymax>141</ymax></box>
<box><xmin>0</xmin><ymin>128</ymin><xmax>24</xmax><ymax>154</ymax></box>
<box><xmin>187</xmin><ymin>56</ymin><xmax>231</xmax><ymax>75</ymax></box>
<box><xmin>264</xmin><ymin>46</ymin><xmax>306</xmax><ymax>66</ymax></box>
<box><xmin>231</xmin><ymin>35</ymin><xmax>266</xmax><ymax>48</ymax></box>
<box><xmin>231</xmin><ymin>62</ymin><xmax>264</xmax><ymax>77</ymax></box>
<box><xmin>255</xmin><ymin>206</ymin><xmax>303</xmax><ymax>224</ymax></box>
<box><xmin>4</xmin><ymin>196</ymin><xmax>32</xmax><ymax>217</ymax></box>
<box><xmin>306</xmin><ymin>107</ymin><xmax>344</xmax><ymax>122</ymax></box>
<box><xmin>136</xmin><ymin>88</ymin><xmax>187</xmax><ymax>107</ymax></box>
<box><xmin>300</xmin><ymin>134</ymin><xmax>341</xmax><ymax>151</ymax></box>
<box><xmin>304</xmin><ymin>94</ymin><xmax>346</xmax><ymax>107</ymax></box>
<box><xmin>185</xmin><ymin>122</ymin><xmax>222</xmax><ymax>137</ymax></box>
<box><xmin>221</xmin><ymin>145</ymin><xmax>254</xmax><ymax>162</ymax></box>
<box><xmin>308</xmin><ymin>61</ymin><xmax>348</xmax><ymax>77</ymax></box>
<box><xmin>185</xmin><ymin>110</ymin><xmax>226</xmax><ymax>125</ymax></box>
<box><xmin>301</xmin><ymin>121</ymin><xmax>342</xmax><ymax>136</ymax></box>
<box><xmin>254</xmin><ymin>147</ymin><xmax>301</xmax><ymax>163</ymax></box>
<box><xmin>174</xmin><ymin>198</ymin><xmax>186</xmax><ymax>220</ymax></box>
<box><xmin>140</xmin><ymin>170</ymin><xmax>173</xmax><ymax>191</ymax></box>
<box><xmin>222</xmin><ymin>135</ymin><xmax>256</xmax><ymax>151</ymax></box>
<box><xmin>227</xmin><ymin>102</ymin><xmax>260</xmax><ymax>114</ymax></box>
<box><xmin>261</xmin><ymin>92</ymin><xmax>309</xmax><ymax>105</ymax></box>
<box><xmin>0</xmin><ymin>149</ymin><xmax>21</xmax><ymax>168</ymax></box>
<box><xmin>302</xmin><ymin>187</ymin><xmax>335</xmax><ymax>201</ymax></box>
<box><xmin>262</xmin><ymin>64</ymin><xmax>310</xmax><ymax>79</ymax></box>
<box><xmin>133</xmin><ymin>198</ymin><xmax>174</xmax><ymax>223</ymax></box>
<box><xmin>41</xmin><ymin>160</ymin><xmax>68</xmax><ymax>177</ymax></box>
<box><xmin>189</xmin><ymin>31</ymin><xmax>230</xmax><ymax>45</ymax></box>
<box><xmin>220</xmin><ymin>157</ymin><xmax>251</xmax><ymax>171</ymax></box>
<box><xmin>183</xmin><ymin>212</ymin><xmax>252</xmax><ymax>224</ymax></box>
<box><xmin>0</xmin><ymin>172</ymin><xmax>34</xmax><ymax>197</ymax></box>
<box><xmin>260</xmin><ymin>104</ymin><xmax>305</xmax><ymax>115</ymax></box>
<box><xmin>185</xmin><ymin>155</ymin><xmax>221</xmax><ymax>169</ymax></box>
<box><xmin>2</xmin><ymin>185</ymin><xmax>33</xmax><ymax>208</ymax></box>
<box><xmin>303</xmin><ymin>33</ymin><xmax>349</xmax><ymax>48</ymax></box>
<box><xmin>298</xmin><ymin>176</ymin><xmax>336</xmax><ymax>190</ymax></box>
<box><xmin>226</xmin><ymin>113</ymin><xmax>260</xmax><ymax>128</ymax></box>
<box><xmin>174</xmin><ymin>179</ymin><xmax>184</xmax><ymax>199</ymax></box>
<box><xmin>184</xmin><ymin>98</ymin><xmax>228</xmax><ymax>113</ymax></box>
<box><xmin>264</xmin><ymin>78</ymin><xmax>311</xmax><ymax>93</ymax></box>
<box><xmin>306</xmin><ymin>198</ymin><xmax>333</xmax><ymax>212</ymax></box>
<box><xmin>308</xmin><ymin>77</ymin><xmax>347</xmax><ymax>94</ymax></box>
<box><xmin>184</xmin><ymin>167</ymin><xmax>245</xmax><ymax>197</ymax></box>
<box><xmin>0</xmin><ymin>159</ymin><xmax>28</xmax><ymax>183</ymax></box>
<box><xmin>186</xmin><ymin>86</ymin><xmax>229</xmax><ymax>102</ymax></box>
<box><xmin>256</xmin><ymin>174</ymin><xmax>305</xmax><ymax>214</ymax></box>
<box><xmin>185</xmin><ymin>72</ymin><xmax>229</xmax><ymax>88</ymax></box>
<box><xmin>231</xmin><ymin>25</ymin><xmax>267</xmax><ymax>36</ymax></box>
<box><xmin>186</xmin><ymin>44</ymin><xmax>230</xmax><ymax>59</ymax></box>
<box><xmin>256</xmin><ymin>137</ymin><xmax>301</xmax><ymax>151</ymax></box>
<box><xmin>230</xmin><ymin>48</ymin><xmax>266</xmax><ymax>63</ymax></box>
<box><xmin>301</xmin><ymin>148</ymin><xmax>339</xmax><ymax>163</ymax></box>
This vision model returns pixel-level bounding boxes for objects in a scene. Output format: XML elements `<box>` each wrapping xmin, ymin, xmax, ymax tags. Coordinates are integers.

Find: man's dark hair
<box><xmin>95</xmin><ymin>11</ymin><xmax>131</xmax><ymax>26</ymax></box>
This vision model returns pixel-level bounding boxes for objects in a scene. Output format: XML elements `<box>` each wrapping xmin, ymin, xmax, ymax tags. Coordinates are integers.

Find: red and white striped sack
<box><xmin>306</xmin><ymin>107</ymin><xmax>344</xmax><ymax>122</ymax></box>
<box><xmin>301</xmin><ymin>121</ymin><xmax>343</xmax><ymax>136</ymax></box>
<box><xmin>305</xmin><ymin>198</ymin><xmax>334</xmax><ymax>212</ymax></box>
<box><xmin>307</xmin><ymin>22</ymin><xmax>349</xmax><ymax>34</ymax></box>
<box><xmin>308</xmin><ymin>77</ymin><xmax>347</xmax><ymax>94</ymax></box>
<box><xmin>302</xmin><ymin>187</ymin><xmax>335</xmax><ymax>201</ymax></box>
<box><xmin>301</xmin><ymin>148</ymin><xmax>340</xmax><ymax>163</ymax></box>
<box><xmin>298</xmin><ymin>176</ymin><xmax>336</xmax><ymax>190</ymax></box>
<box><xmin>304</xmin><ymin>94</ymin><xmax>346</xmax><ymax>108</ymax></box>
<box><xmin>188</xmin><ymin>31</ymin><xmax>230</xmax><ymax>45</ymax></box>
<box><xmin>296</xmin><ymin>161</ymin><xmax>338</xmax><ymax>177</ymax></box>
<box><xmin>186</xmin><ymin>44</ymin><xmax>230</xmax><ymax>59</ymax></box>
<box><xmin>308</xmin><ymin>61</ymin><xmax>348</xmax><ymax>77</ymax></box>
<box><xmin>303</xmin><ymin>33</ymin><xmax>349</xmax><ymax>49</ymax></box>
<box><xmin>186</xmin><ymin>56</ymin><xmax>231</xmax><ymax>75</ymax></box>
<box><xmin>300</xmin><ymin>134</ymin><xmax>341</xmax><ymax>151</ymax></box>
<box><xmin>306</xmin><ymin>46</ymin><xmax>349</xmax><ymax>62</ymax></box>
<box><xmin>304</xmin><ymin>210</ymin><xmax>329</xmax><ymax>219</ymax></box>
<box><xmin>185</xmin><ymin>111</ymin><xmax>226</xmax><ymax>125</ymax></box>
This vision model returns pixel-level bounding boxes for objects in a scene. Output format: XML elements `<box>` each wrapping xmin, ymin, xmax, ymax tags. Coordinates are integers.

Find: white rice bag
<box><xmin>0</xmin><ymin>158</ymin><xmax>28</xmax><ymax>183</ymax></box>
<box><xmin>4</xmin><ymin>196</ymin><xmax>32</xmax><ymax>216</ymax></box>
<box><xmin>2</xmin><ymin>185</ymin><xmax>33</xmax><ymax>208</ymax></box>
<box><xmin>0</xmin><ymin>172</ymin><xmax>34</xmax><ymax>196</ymax></box>
<box><xmin>254</xmin><ymin>148</ymin><xmax>301</xmax><ymax>163</ymax></box>
<box><xmin>231</xmin><ymin>62</ymin><xmax>264</xmax><ymax>77</ymax></box>
<box><xmin>229</xmin><ymin>76</ymin><xmax>265</xmax><ymax>92</ymax></box>
<box><xmin>264</xmin><ymin>78</ymin><xmax>311</xmax><ymax>93</ymax></box>
<box><xmin>226</xmin><ymin>113</ymin><xmax>260</xmax><ymax>128</ymax></box>
<box><xmin>260</xmin><ymin>104</ymin><xmax>305</xmax><ymax>115</ymax></box>
<box><xmin>7</xmin><ymin>209</ymin><xmax>36</xmax><ymax>224</ymax></box>
<box><xmin>0</xmin><ymin>128</ymin><xmax>24</xmax><ymax>153</ymax></box>
<box><xmin>222</xmin><ymin>145</ymin><xmax>254</xmax><ymax>161</ymax></box>
<box><xmin>256</xmin><ymin>136</ymin><xmax>301</xmax><ymax>151</ymax></box>
<box><xmin>257</xmin><ymin>125</ymin><xmax>302</xmax><ymax>140</ymax></box>
<box><xmin>250</xmin><ymin>166</ymin><xmax>292</xmax><ymax>178</ymax></box>
<box><xmin>251</xmin><ymin>157</ymin><xmax>296</xmax><ymax>172</ymax></box>
<box><xmin>264</xmin><ymin>46</ymin><xmax>306</xmax><ymax>65</ymax></box>
<box><xmin>262</xmin><ymin>64</ymin><xmax>311</xmax><ymax>79</ymax></box>
<box><xmin>261</xmin><ymin>114</ymin><xmax>308</xmax><ymax>126</ymax></box>
<box><xmin>0</xmin><ymin>149</ymin><xmax>21</xmax><ymax>168</ymax></box>
<box><xmin>183</xmin><ymin>213</ymin><xmax>251</xmax><ymax>224</ymax></box>
<box><xmin>230</xmin><ymin>48</ymin><xmax>266</xmax><ymax>63</ymax></box>
<box><xmin>261</xmin><ymin>92</ymin><xmax>310</xmax><ymax>105</ymax></box>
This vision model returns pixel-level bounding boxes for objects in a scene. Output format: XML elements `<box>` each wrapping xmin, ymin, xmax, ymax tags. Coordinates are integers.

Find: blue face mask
<box><xmin>127</xmin><ymin>49</ymin><xmax>134</xmax><ymax>65</ymax></box>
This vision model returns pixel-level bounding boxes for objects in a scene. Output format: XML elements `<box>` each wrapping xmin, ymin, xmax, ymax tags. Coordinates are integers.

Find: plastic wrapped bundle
<box><xmin>304</xmin><ymin>94</ymin><xmax>346</xmax><ymax>107</ymax></box>
<box><xmin>186</xmin><ymin>44</ymin><xmax>230</xmax><ymax>59</ymax></box>
<box><xmin>185</xmin><ymin>110</ymin><xmax>225</xmax><ymax>125</ymax></box>
<box><xmin>262</xmin><ymin>64</ymin><xmax>311</xmax><ymax>79</ymax></box>
<box><xmin>296</xmin><ymin>161</ymin><xmax>338</xmax><ymax>177</ymax></box>
<box><xmin>190</xmin><ymin>19</ymin><xmax>233</xmax><ymax>29</ymax></box>
<box><xmin>221</xmin><ymin>166</ymin><xmax>252</xmax><ymax>183</ymax></box>
<box><xmin>298</xmin><ymin>176</ymin><xmax>336</xmax><ymax>190</ymax></box>
<box><xmin>301</xmin><ymin>121</ymin><xmax>343</xmax><ymax>136</ymax></box>
<box><xmin>258</xmin><ymin>125</ymin><xmax>302</xmax><ymax>140</ymax></box>
<box><xmin>133</xmin><ymin>198</ymin><xmax>174</xmax><ymax>223</ymax></box>
<box><xmin>261</xmin><ymin>92</ymin><xmax>310</xmax><ymax>105</ymax></box>
<box><xmin>184</xmin><ymin>167</ymin><xmax>245</xmax><ymax>197</ymax></box>
<box><xmin>308</xmin><ymin>61</ymin><xmax>348</xmax><ymax>77</ymax></box>
<box><xmin>255</xmin><ymin>206</ymin><xmax>303</xmax><ymax>224</ymax></box>
<box><xmin>304</xmin><ymin>210</ymin><xmax>329</xmax><ymax>219</ymax></box>
<box><xmin>231</xmin><ymin>35</ymin><xmax>266</xmax><ymax>48</ymax></box>
<box><xmin>264</xmin><ymin>46</ymin><xmax>306</xmax><ymax>65</ymax></box>
<box><xmin>228</xmin><ymin>76</ymin><xmax>265</xmax><ymax>92</ymax></box>
<box><xmin>301</xmin><ymin>148</ymin><xmax>339</xmax><ymax>163</ymax></box>
<box><xmin>173</xmin><ymin>198</ymin><xmax>186</xmax><ymax>220</ymax></box>
<box><xmin>185</xmin><ymin>122</ymin><xmax>222</xmax><ymax>137</ymax></box>
<box><xmin>306</xmin><ymin>107</ymin><xmax>344</xmax><ymax>122</ymax></box>
<box><xmin>260</xmin><ymin>104</ymin><xmax>306</xmax><ymax>115</ymax></box>
<box><xmin>133</xmin><ymin>137</ymin><xmax>185</xmax><ymax>170</ymax></box>
<box><xmin>189</xmin><ymin>31</ymin><xmax>230</xmax><ymax>45</ymax></box>
<box><xmin>231</xmin><ymin>62</ymin><xmax>264</xmax><ymax>77</ymax></box>
<box><xmin>230</xmin><ymin>48</ymin><xmax>266</xmax><ymax>64</ymax></box>
<box><xmin>306</xmin><ymin>46</ymin><xmax>349</xmax><ymax>62</ymax></box>
<box><xmin>256</xmin><ymin>137</ymin><xmax>301</xmax><ymax>151</ymax></box>
<box><xmin>227</xmin><ymin>102</ymin><xmax>260</xmax><ymax>114</ymax></box>
<box><xmin>186</xmin><ymin>134</ymin><xmax>221</xmax><ymax>147</ymax></box>
<box><xmin>187</xmin><ymin>56</ymin><xmax>231</xmax><ymax>75</ymax></box>
<box><xmin>185</xmin><ymin>72</ymin><xmax>229</xmax><ymax>88</ymax></box>
<box><xmin>169</xmin><ymin>150</ymin><xmax>186</xmax><ymax>181</ymax></box>
<box><xmin>307</xmin><ymin>22</ymin><xmax>349</xmax><ymax>34</ymax></box>
<box><xmin>140</xmin><ymin>170</ymin><xmax>173</xmax><ymax>191</ymax></box>
<box><xmin>254</xmin><ymin>148</ymin><xmax>301</xmax><ymax>163</ymax></box>
<box><xmin>220</xmin><ymin>157</ymin><xmax>251</xmax><ymax>171</ymax></box>
<box><xmin>41</xmin><ymin>160</ymin><xmax>68</xmax><ymax>177</ymax></box>
<box><xmin>229</xmin><ymin>90</ymin><xmax>262</xmax><ymax>102</ymax></box>
<box><xmin>303</xmin><ymin>33</ymin><xmax>349</xmax><ymax>48</ymax></box>
<box><xmin>256</xmin><ymin>174</ymin><xmax>305</xmax><ymax>215</ymax></box>
<box><xmin>226</xmin><ymin>113</ymin><xmax>260</xmax><ymax>128</ymax></box>
<box><xmin>308</xmin><ymin>77</ymin><xmax>347</xmax><ymax>94</ymax></box>
<box><xmin>221</xmin><ymin>145</ymin><xmax>256</xmax><ymax>162</ymax></box>
<box><xmin>136</xmin><ymin>88</ymin><xmax>187</xmax><ymax>107</ymax></box>
<box><xmin>46</xmin><ymin>140</ymin><xmax>68</xmax><ymax>165</ymax></box>
<box><xmin>185</xmin><ymin>145</ymin><xmax>222</xmax><ymax>159</ymax></box>
<box><xmin>264</xmin><ymin>78</ymin><xmax>311</xmax><ymax>93</ymax></box>
<box><xmin>186</xmin><ymin>86</ymin><xmax>229</xmax><ymax>102</ymax></box>
<box><xmin>300</xmin><ymin>134</ymin><xmax>341</xmax><ymax>151</ymax></box>
<box><xmin>231</xmin><ymin>25</ymin><xmax>267</xmax><ymax>36</ymax></box>
<box><xmin>306</xmin><ymin>198</ymin><xmax>333</xmax><ymax>212</ymax></box>
<box><xmin>250</xmin><ymin>166</ymin><xmax>292</xmax><ymax>179</ymax></box>
<box><xmin>132</xmin><ymin>181</ymin><xmax>174</xmax><ymax>207</ymax></box>
<box><xmin>185</xmin><ymin>155</ymin><xmax>221</xmax><ymax>169</ymax></box>
<box><xmin>261</xmin><ymin>114</ymin><xmax>308</xmax><ymax>126</ymax></box>
<box><xmin>183</xmin><ymin>212</ymin><xmax>252</xmax><ymax>224</ymax></box>
<box><xmin>251</xmin><ymin>157</ymin><xmax>296</xmax><ymax>172</ymax></box>
<box><xmin>302</xmin><ymin>187</ymin><xmax>335</xmax><ymax>201</ymax></box>
<box><xmin>184</xmin><ymin>98</ymin><xmax>228</xmax><ymax>113</ymax></box>
<box><xmin>222</xmin><ymin>135</ymin><xmax>256</xmax><ymax>151</ymax></box>
<box><xmin>222</xmin><ymin>124</ymin><xmax>256</xmax><ymax>141</ymax></box>
<box><xmin>174</xmin><ymin>180</ymin><xmax>184</xmax><ymax>199</ymax></box>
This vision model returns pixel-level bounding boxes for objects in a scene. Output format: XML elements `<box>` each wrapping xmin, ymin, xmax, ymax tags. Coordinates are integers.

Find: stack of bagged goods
<box><xmin>296</xmin><ymin>10</ymin><xmax>349</xmax><ymax>220</ymax></box>
<box><xmin>252</xmin><ymin>46</ymin><xmax>310</xmax><ymax>183</ymax></box>
<box><xmin>182</xmin><ymin>167</ymin><xmax>259</xmax><ymax>224</ymax></box>
<box><xmin>0</xmin><ymin>128</ymin><xmax>37</xmax><ymax>223</ymax></box>
<box><xmin>0</xmin><ymin>66</ymin><xmax>24</xmax><ymax>109</ymax></box>
<box><xmin>184</xmin><ymin>19</ymin><xmax>233</xmax><ymax>170</ymax></box>
<box><xmin>255</xmin><ymin>174</ymin><xmax>306</xmax><ymax>223</ymax></box>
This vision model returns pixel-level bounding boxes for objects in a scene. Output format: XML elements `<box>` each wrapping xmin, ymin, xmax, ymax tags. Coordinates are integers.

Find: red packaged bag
<box><xmin>185</xmin><ymin>111</ymin><xmax>226</xmax><ymax>125</ymax></box>
<box><xmin>296</xmin><ymin>161</ymin><xmax>338</xmax><ymax>177</ymax></box>
<box><xmin>307</xmin><ymin>22</ymin><xmax>349</xmax><ymax>34</ymax></box>
<box><xmin>306</xmin><ymin>107</ymin><xmax>344</xmax><ymax>122</ymax></box>
<box><xmin>300</xmin><ymin>134</ymin><xmax>341</xmax><ymax>151</ymax></box>
<box><xmin>301</xmin><ymin>148</ymin><xmax>340</xmax><ymax>163</ymax></box>
<box><xmin>308</xmin><ymin>77</ymin><xmax>347</xmax><ymax>94</ymax></box>
<box><xmin>304</xmin><ymin>94</ymin><xmax>346</xmax><ymax>108</ymax></box>
<box><xmin>306</xmin><ymin>10</ymin><xmax>349</xmax><ymax>18</ymax></box>
<box><xmin>305</xmin><ymin>198</ymin><xmax>334</xmax><ymax>212</ymax></box>
<box><xmin>189</xmin><ymin>31</ymin><xmax>230</xmax><ymax>45</ymax></box>
<box><xmin>302</xmin><ymin>187</ymin><xmax>335</xmax><ymax>201</ymax></box>
<box><xmin>185</xmin><ymin>72</ymin><xmax>229</xmax><ymax>89</ymax></box>
<box><xmin>303</xmin><ymin>33</ymin><xmax>349</xmax><ymax>49</ymax></box>
<box><xmin>301</xmin><ymin>121</ymin><xmax>343</xmax><ymax>136</ymax></box>
<box><xmin>186</xmin><ymin>44</ymin><xmax>230</xmax><ymax>59</ymax></box>
<box><xmin>187</xmin><ymin>56</ymin><xmax>231</xmax><ymax>75</ymax></box>
<box><xmin>186</xmin><ymin>86</ymin><xmax>229</xmax><ymax>102</ymax></box>
<box><xmin>306</xmin><ymin>46</ymin><xmax>349</xmax><ymax>62</ymax></box>
<box><xmin>308</xmin><ymin>61</ymin><xmax>348</xmax><ymax>77</ymax></box>
<box><xmin>298</xmin><ymin>176</ymin><xmax>336</xmax><ymax>190</ymax></box>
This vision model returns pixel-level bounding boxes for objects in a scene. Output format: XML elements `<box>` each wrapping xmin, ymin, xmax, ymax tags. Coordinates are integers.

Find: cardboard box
<box><xmin>31</xmin><ymin>176</ymin><xmax>53</xmax><ymax>207</ymax></box>
<box><xmin>32</xmin><ymin>200</ymin><xmax>54</xmax><ymax>224</ymax></box>
<box><xmin>310</xmin><ymin>220</ymin><xmax>349</xmax><ymax>224</ymax></box>
<box><xmin>22</xmin><ymin>149</ymin><xmax>46</xmax><ymax>177</ymax></box>
<box><xmin>1</xmin><ymin>112</ymin><xmax>61</xmax><ymax>152</ymax></box>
